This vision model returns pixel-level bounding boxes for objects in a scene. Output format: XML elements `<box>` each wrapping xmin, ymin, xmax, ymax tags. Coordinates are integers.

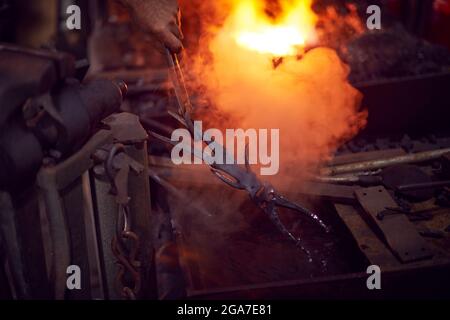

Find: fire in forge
<box><xmin>1</xmin><ymin>0</ymin><xmax>450</xmax><ymax>303</ymax></box>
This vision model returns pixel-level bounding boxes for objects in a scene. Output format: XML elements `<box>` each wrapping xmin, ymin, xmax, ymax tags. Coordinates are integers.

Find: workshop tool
<box><xmin>373</xmin><ymin>165</ymin><xmax>434</xmax><ymax>201</ymax></box>
<box><xmin>0</xmin><ymin>192</ymin><xmax>30</xmax><ymax>298</ymax></box>
<box><xmin>0</xmin><ymin>44</ymin><xmax>131</xmax><ymax>299</ymax></box>
<box><xmin>316</xmin><ymin>164</ymin><xmax>435</xmax><ymax>201</ymax></box>
<box><xmin>148</xmin><ymin>155</ymin><xmax>359</xmax><ymax>204</ymax></box>
<box><xmin>149</xmin><ymin>50</ymin><xmax>330</xmax><ymax>261</ymax></box>
<box><xmin>320</xmin><ymin>147</ymin><xmax>450</xmax><ymax>176</ymax></box>
<box><xmin>397</xmin><ymin>180</ymin><xmax>450</xmax><ymax>192</ymax></box>
<box><xmin>0</xmin><ymin>44</ymin><xmax>127</xmax><ymax>191</ymax></box>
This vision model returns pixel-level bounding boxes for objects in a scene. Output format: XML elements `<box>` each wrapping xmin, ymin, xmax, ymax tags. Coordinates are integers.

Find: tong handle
<box><xmin>165</xmin><ymin>49</ymin><xmax>194</xmax><ymax>115</ymax></box>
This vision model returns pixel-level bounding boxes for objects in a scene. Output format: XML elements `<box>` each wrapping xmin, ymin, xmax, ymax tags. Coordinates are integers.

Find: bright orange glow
<box><xmin>184</xmin><ymin>0</ymin><xmax>367</xmax><ymax>180</ymax></box>
<box><xmin>231</xmin><ymin>0</ymin><xmax>317</xmax><ymax>56</ymax></box>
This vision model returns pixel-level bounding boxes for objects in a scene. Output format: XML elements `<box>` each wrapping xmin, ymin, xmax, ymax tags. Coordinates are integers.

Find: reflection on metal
<box><xmin>321</xmin><ymin>148</ymin><xmax>450</xmax><ymax>176</ymax></box>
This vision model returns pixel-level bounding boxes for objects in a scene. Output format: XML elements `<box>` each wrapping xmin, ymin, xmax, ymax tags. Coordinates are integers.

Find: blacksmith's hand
<box><xmin>122</xmin><ymin>0</ymin><xmax>183</xmax><ymax>53</ymax></box>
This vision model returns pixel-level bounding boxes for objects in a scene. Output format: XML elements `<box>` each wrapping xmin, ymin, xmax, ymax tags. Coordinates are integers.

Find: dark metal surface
<box><xmin>397</xmin><ymin>180</ymin><xmax>450</xmax><ymax>192</ymax></box>
<box><xmin>0</xmin><ymin>45</ymin><xmax>125</xmax><ymax>190</ymax></box>
<box><xmin>356</xmin><ymin>71</ymin><xmax>450</xmax><ymax>135</ymax></box>
<box><xmin>0</xmin><ymin>192</ymin><xmax>30</xmax><ymax>298</ymax></box>
<box><xmin>186</xmin><ymin>261</ymin><xmax>450</xmax><ymax>299</ymax></box>
<box><xmin>0</xmin><ymin>43</ymin><xmax>74</xmax><ymax>126</ymax></box>
<box><xmin>37</xmin><ymin>129</ymin><xmax>113</xmax><ymax>299</ymax></box>
<box><xmin>321</xmin><ymin>147</ymin><xmax>450</xmax><ymax>176</ymax></box>
<box><xmin>328</xmin><ymin>148</ymin><xmax>406</xmax><ymax>166</ymax></box>
<box><xmin>334</xmin><ymin>204</ymin><xmax>401</xmax><ymax>268</ymax></box>
<box><xmin>91</xmin><ymin>113</ymin><xmax>153</xmax><ymax>300</ymax></box>
<box><xmin>381</xmin><ymin>165</ymin><xmax>433</xmax><ymax>201</ymax></box>
<box><xmin>355</xmin><ymin>186</ymin><xmax>434</xmax><ymax>263</ymax></box>
<box><xmin>1</xmin><ymin>188</ymin><xmax>52</xmax><ymax>299</ymax></box>
<box><xmin>60</xmin><ymin>176</ymin><xmax>92</xmax><ymax>300</ymax></box>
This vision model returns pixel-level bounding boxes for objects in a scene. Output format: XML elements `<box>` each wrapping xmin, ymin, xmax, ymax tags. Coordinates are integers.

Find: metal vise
<box><xmin>0</xmin><ymin>43</ymin><xmax>126</xmax><ymax>191</ymax></box>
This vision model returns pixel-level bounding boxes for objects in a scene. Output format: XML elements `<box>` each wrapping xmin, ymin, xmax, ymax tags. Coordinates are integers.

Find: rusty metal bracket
<box><xmin>37</xmin><ymin>129</ymin><xmax>113</xmax><ymax>299</ymax></box>
<box><xmin>91</xmin><ymin>113</ymin><xmax>153</xmax><ymax>300</ymax></box>
<box><xmin>334</xmin><ymin>204</ymin><xmax>400</xmax><ymax>268</ymax></box>
<box><xmin>355</xmin><ymin>186</ymin><xmax>434</xmax><ymax>263</ymax></box>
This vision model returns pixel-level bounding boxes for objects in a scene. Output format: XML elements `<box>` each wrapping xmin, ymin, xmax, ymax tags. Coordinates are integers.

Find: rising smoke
<box><xmin>180</xmin><ymin>0</ymin><xmax>368</xmax><ymax>182</ymax></box>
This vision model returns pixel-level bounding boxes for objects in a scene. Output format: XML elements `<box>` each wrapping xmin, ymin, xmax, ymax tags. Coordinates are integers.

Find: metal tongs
<box><xmin>150</xmin><ymin>49</ymin><xmax>330</xmax><ymax>260</ymax></box>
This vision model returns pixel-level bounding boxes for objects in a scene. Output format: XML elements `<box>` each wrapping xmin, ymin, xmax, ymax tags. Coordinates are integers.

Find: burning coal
<box><xmin>181</xmin><ymin>0</ymin><xmax>368</xmax><ymax>181</ymax></box>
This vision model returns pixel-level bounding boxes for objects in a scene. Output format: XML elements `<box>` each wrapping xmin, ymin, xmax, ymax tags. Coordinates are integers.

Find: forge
<box><xmin>1</xmin><ymin>0</ymin><xmax>450</xmax><ymax>301</ymax></box>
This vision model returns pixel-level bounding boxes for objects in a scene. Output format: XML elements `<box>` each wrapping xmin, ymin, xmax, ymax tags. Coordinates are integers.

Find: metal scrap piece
<box><xmin>321</xmin><ymin>148</ymin><xmax>450</xmax><ymax>176</ymax></box>
<box><xmin>355</xmin><ymin>186</ymin><xmax>434</xmax><ymax>263</ymax></box>
<box><xmin>334</xmin><ymin>204</ymin><xmax>400</xmax><ymax>268</ymax></box>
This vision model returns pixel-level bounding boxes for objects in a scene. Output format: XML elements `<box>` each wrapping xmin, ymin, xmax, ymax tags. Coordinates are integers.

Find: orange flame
<box><xmin>231</xmin><ymin>0</ymin><xmax>317</xmax><ymax>56</ymax></box>
<box><xmin>183</xmin><ymin>0</ymin><xmax>367</xmax><ymax>181</ymax></box>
